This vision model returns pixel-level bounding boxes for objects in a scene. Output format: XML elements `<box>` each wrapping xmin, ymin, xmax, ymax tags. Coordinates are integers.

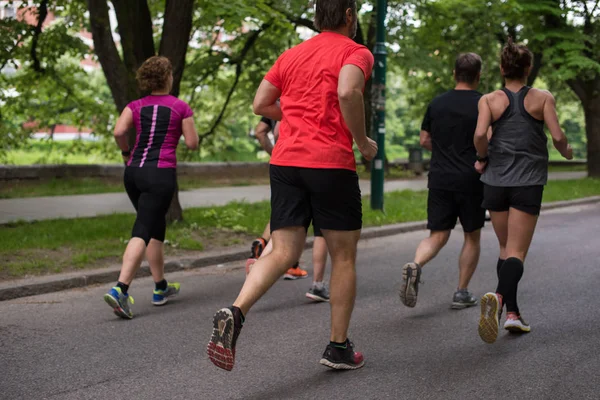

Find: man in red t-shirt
<box><xmin>207</xmin><ymin>0</ymin><xmax>377</xmax><ymax>371</ymax></box>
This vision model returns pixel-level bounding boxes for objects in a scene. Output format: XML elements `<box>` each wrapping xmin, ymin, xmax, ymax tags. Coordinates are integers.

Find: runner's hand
<box><xmin>564</xmin><ymin>144</ymin><xmax>573</xmax><ymax>160</ymax></box>
<box><xmin>358</xmin><ymin>137</ymin><xmax>378</xmax><ymax>161</ymax></box>
<box><xmin>474</xmin><ymin>160</ymin><xmax>487</xmax><ymax>174</ymax></box>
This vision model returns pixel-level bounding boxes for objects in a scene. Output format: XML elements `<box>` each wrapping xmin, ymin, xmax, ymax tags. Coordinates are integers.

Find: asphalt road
<box><xmin>1</xmin><ymin>204</ymin><xmax>599</xmax><ymax>400</ymax></box>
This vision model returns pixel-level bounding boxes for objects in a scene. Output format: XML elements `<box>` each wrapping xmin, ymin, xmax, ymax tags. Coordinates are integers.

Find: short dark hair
<box><xmin>314</xmin><ymin>0</ymin><xmax>356</xmax><ymax>31</ymax></box>
<box><xmin>454</xmin><ymin>53</ymin><xmax>482</xmax><ymax>84</ymax></box>
<box><xmin>501</xmin><ymin>37</ymin><xmax>533</xmax><ymax>80</ymax></box>
<box><xmin>136</xmin><ymin>56</ymin><xmax>172</xmax><ymax>92</ymax></box>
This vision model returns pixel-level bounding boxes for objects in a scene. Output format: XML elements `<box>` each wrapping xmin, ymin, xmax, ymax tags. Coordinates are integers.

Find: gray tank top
<box><xmin>481</xmin><ymin>86</ymin><xmax>548</xmax><ymax>187</ymax></box>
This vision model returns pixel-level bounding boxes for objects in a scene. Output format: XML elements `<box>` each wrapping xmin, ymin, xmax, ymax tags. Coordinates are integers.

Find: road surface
<box><xmin>1</xmin><ymin>203</ymin><xmax>598</xmax><ymax>399</ymax></box>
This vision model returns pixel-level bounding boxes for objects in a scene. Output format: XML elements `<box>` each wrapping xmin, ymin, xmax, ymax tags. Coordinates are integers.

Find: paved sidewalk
<box><xmin>0</xmin><ymin>171</ymin><xmax>586</xmax><ymax>224</ymax></box>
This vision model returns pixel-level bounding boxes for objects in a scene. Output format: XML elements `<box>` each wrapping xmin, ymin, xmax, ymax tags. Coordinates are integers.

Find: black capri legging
<box><xmin>124</xmin><ymin>167</ymin><xmax>176</xmax><ymax>245</ymax></box>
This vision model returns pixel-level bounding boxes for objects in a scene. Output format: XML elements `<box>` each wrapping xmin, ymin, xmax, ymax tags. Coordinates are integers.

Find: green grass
<box><xmin>547</xmin><ymin>163</ymin><xmax>587</xmax><ymax>173</ymax></box>
<box><xmin>1</xmin><ymin>178</ymin><xmax>599</xmax><ymax>280</ymax></box>
<box><xmin>0</xmin><ymin>176</ymin><xmax>270</xmax><ymax>199</ymax></box>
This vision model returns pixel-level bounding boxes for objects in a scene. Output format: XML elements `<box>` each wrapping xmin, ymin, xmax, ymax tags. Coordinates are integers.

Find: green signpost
<box><xmin>370</xmin><ymin>0</ymin><xmax>387</xmax><ymax>210</ymax></box>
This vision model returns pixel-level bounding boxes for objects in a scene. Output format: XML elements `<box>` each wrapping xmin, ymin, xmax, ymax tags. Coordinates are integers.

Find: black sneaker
<box><xmin>207</xmin><ymin>307</ymin><xmax>243</xmax><ymax>371</ymax></box>
<box><xmin>451</xmin><ymin>289</ymin><xmax>478</xmax><ymax>309</ymax></box>
<box><xmin>319</xmin><ymin>339</ymin><xmax>365</xmax><ymax>370</ymax></box>
<box><xmin>250</xmin><ymin>238</ymin><xmax>267</xmax><ymax>259</ymax></box>
<box><xmin>399</xmin><ymin>262</ymin><xmax>422</xmax><ymax>308</ymax></box>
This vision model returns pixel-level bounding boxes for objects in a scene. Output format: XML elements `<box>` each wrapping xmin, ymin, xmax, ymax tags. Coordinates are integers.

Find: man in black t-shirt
<box><xmin>399</xmin><ymin>53</ymin><xmax>486</xmax><ymax>310</ymax></box>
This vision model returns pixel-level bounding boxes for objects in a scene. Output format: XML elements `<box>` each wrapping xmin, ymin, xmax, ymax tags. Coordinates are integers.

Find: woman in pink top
<box><xmin>103</xmin><ymin>56</ymin><xmax>199</xmax><ymax>319</ymax></box>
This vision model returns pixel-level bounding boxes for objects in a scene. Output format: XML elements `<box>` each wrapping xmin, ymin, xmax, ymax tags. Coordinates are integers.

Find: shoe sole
<box><xmin>451</xmin><ymin>300</ymin><xmax>478</xmax><ymax>310</ymax></box>
<box><xmin>319</xmin><ymin>358</ymin><xmax>365</xmax><ymax>370</ymax></box>
<box><xmin>103</xmin><ymin>294</ymin><xmax>132</xmax><ymax>319</ymax></box>
<box><xmin>207</xmin><ymin>308</ymin><xmax>235</xmax><ymax>371</ymax></box>
<box><xmin>478</xmin><ymin>293</ymin><xmax>500</xmax><ymax>344</ymax></box>
<box><xmin>283</xmin><ymin>274</ymin><xmax>308</xmax><ymax>280</ymax></box>
<box><xmin>399</xmin><ymin>263</ymin><xmax>420</xmax><ymax>308</ymax></box>
<box><xmin>504</xmin><ymin>323</ymin><xmax>531</xmax><ymax>334</ymax></box>
<box><xmin>305</xmin><ymin>292</ymin><xmax>329</xmax><ymax>302</ymax></box>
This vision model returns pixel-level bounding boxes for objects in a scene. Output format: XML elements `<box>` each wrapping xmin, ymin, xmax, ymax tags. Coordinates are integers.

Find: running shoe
<box><xmin>283</xmin><ymin>265</ymin><xmax>308</xmax><ymax>280</ymax></box>
<box><xmin>306</xmin><ymin>284</ymin><xmax>330</xmax><ymax>302</ymax></box>
<box><xmin>399</xmin><ymin>262</ymin><xmax>422</xmax><ymax>308</ymax></box>
<box><xmin>207</xmin><ymin>307</ymin><xmax>244</xmax><ymax>371</ymax></box>
<box><xmin>152</xmin><ymin>282</ymin><xmax>180</xmax><ymax>306</ymax></box>
<box><xmin>103</xmin><ymin>287</ymin><xmax>134</xmax><ymax>319</ymax></box>
<box><xmin>245</xmin><ymin>258</ymin><xmax>257</xmax><ymax>276</ymax></box>
<box><xmin>504</xmin><ymin>312</ymin><xmax>531</xmax><ymax>333</ymax></box>
<box><xmin>451</xmin><ymin>289</ymin><xmax>478</xmax><ymax>309</ymax></box>
<box><xmin>250</xmin><ymin>238</ymin><xmax>267</xmax><ymax>259</ymax></box>
<box><xmin>478</xmin><ymin>292</ymin><xmax>502</xmax><ymax>344</ymax></box>
<box><xmin>319</xmin><ymin>339</ymin><xmax>365</xmax><ymax>370</ymax></box>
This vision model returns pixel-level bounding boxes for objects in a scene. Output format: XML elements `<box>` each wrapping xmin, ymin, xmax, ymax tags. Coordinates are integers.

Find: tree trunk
<box><xmin>583</xmin><ymin>99</ymin><xmax>600</xmax><ymax>177</ymax></box>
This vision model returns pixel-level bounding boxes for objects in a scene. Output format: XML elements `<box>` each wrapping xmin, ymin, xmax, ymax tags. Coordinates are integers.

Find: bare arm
<box><xmin>253</xmin><ymin>80</ymin><xmax>282</xmax><ymax>121</ymax></box>
<box><xmin>543</xmin><ymin>92</ymin><xmax>572</xmax><ymax>159</ymax></box>
<box><xmin>420</xmin><ymin>130</ymin><xmax>432</xmax><ymax>151</ymax></box>
<box><xmin>338</xmin><ymin>64</ymin><xmax>370</xmax><ymax>150</ymax></box>
<box><xmin>114</xmin><ymin>107</ymin><xmax>134</xmax><ymax>152</ymax></box>
<box><xmin>255</xmin><ymin>121</ymin><xmax>274</xmax><ymax>155</ymax></box>
<box><xmin>474</xmin><ymin>96</ymin><xmax>493</xmax><ymax>157</ymax></box>
<box><xmin>182</xmin><ymin>117</ymin><xmax>199</xmax><ymax>150</ymax></box>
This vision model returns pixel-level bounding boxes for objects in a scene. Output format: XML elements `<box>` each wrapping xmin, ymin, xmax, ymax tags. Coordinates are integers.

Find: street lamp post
<box><xmin>370</xmin><ymin>0</ymin><xmax>387</xmax><ymax>210</ymax></box>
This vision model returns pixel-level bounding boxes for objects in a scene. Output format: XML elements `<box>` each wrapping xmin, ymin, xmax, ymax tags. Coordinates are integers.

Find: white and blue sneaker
<box><xmin>104</xmin><ymin>287</ymin><xmax>134</xmax><ymax>319</ymax></box>
<box><xmin>152</xmin><ymin>282</ymin><xmax>181</xmax><ymax>306</ymax></box>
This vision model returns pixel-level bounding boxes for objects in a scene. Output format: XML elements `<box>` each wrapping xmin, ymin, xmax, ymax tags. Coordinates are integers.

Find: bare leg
<box><xmin>458</xmin><ymin>230</ymin><xmax>481</xmax><ymax>290</ymax></box>
<box><xmin>322</xmin><ymin>229</ymin><xmax>361</xmax><ymax>343</ymax></box>
<box><xmin>117</xmin><ymin>238</ymin><xmax>147</xmax><ymax>285</ymax></box>
<box><xmin>146</xmin><ymin>239</ymin><xmax>165</xmax><ymax>283</ymax></box>
<box><xmin>259</xmin><ymin>239</ymin><xmax>274</xmax><ymax>259</ymax></box>
<box><xmin>312</xmin><ymin>236</ymin><xmax>328</xmax><ymax>283</ymax></box>
<box><xmin>414</xmin><ymin>230</ymin><xmax>451</xmax><ymax>267</ymax></box>
<box><xmin>490</xmin><ymin>211</ymin><xmax>509</xmax><ymax>260</ymax></box>
<box><xmin>261</xmin><ymin>222</ymin><xmax>271</xmax><ymax>242</ymax></box>
<box><xmin>234</xmin><ymin>227</ymin><xmax>306</xmax><ymax>315</ymax></box>
<box><xmin>505</xmin><ymin>208</ymin><xmax>538</xmax><ymax>262</ymax></box>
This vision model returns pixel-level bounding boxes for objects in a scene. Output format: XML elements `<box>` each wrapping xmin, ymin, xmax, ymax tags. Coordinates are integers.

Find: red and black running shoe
<box><xmin>250</xmin><ymin>238</ymin><xmax>267</xmax><ymax>259</ymax></box>
<box><xmin>207</xmin><ymin>306</ymin><xmax>244</xmax><ymax>371</ymax></box>
<box><xmin>319</xmin><ymin>339</ymin><xmax>365</xmax><ymax>370</ymax></box>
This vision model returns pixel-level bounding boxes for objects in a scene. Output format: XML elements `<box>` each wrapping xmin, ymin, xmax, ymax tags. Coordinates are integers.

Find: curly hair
<box><xmin>501</xmin><ymin>37</ymin><xmax>533</xmax><ymax>80</ymax></box>
<box><xmin>136</xmin><ymin>56</ymin><xmax>172</xmax><ymax>93</ymax></box>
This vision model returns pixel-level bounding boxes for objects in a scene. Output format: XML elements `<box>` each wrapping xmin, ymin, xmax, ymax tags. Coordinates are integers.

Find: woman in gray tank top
<box><xmin>472</xmin><ymin>38</ymin><xmax>573</xmax><ymax>344</ymax></box>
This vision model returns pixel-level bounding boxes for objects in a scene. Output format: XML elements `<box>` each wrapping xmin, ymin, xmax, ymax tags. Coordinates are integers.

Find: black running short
<box><xmin>270</xmin><ymin>165</ymin><xmax>362</xmax><ymax>233</ymax></box>
<box><xmin>124</xmin><ymin>167</ymin><xmax>176</xmax><ymax>244</ymax></box>
<box><xmin>427</xmin><ymin>189</ymin><xmax>485</xmax><ymax>233</ymax></box>
<box><xmin>482</xmin><ymin>184</ymin><xmax>544</xmax><ymax>216</ymax></box>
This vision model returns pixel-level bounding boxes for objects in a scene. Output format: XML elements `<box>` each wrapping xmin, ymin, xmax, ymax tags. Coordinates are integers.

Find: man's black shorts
<box><xmin>427</xmin><ymin>189</ymin><xmax>485</xmax><ymax>233</ymax></box>
<box><xmin>270</xmin><ymin>165</ymin><xmax>362</xmax><ymax>233</ymax></box>
<box><xmin>482</xmin><ymin>184</ymin><xmax>544</xmax><ymax>216</ymax></box>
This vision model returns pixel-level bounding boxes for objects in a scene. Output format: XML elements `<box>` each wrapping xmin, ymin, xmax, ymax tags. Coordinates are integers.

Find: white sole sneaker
<box><xmin>504</xmin><ymin>318</ymin><xmax>531</xmax><ymax>333</ymax></box>
<box><xmin>478</xmin><ymin>293</ymin><xmax>500</xmax><ymax>344</ymax></box>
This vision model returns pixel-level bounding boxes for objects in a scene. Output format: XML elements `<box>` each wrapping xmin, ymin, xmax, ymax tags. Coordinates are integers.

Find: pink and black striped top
<box><xmin>126</xmin><ymin>95</ymin><xmax>194</xmax><ymax>168</ymax></box>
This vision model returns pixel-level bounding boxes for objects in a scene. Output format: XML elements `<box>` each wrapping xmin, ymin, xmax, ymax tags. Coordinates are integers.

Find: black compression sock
<box><xmin>155</xmin><ymin>279</ymin><xmax>168</xmax><ymax>291</ymax></box>
<box><xmin>330</xmin><ymin>340</ymin><xmax>348</xmax><ymax>349</ymax></box>
<box><xmin>230</xmin><ymin>306</ymin><xmax>245</xmax><ymax>324</ymax></box>
<box><xmin>116</xmin><ymin>281</ymin><xmax>129</xmax><ymax>295</ymax></box>
<box><xmin>497</xmin><ymin>258</ymin><xmax>506</xmax><ymax>279</ymax></box>
<box><xmin>496</xmin><ymin>257</ymin><xmax>524</xmax><ymax>314</ymax></box>
<box><xmin>292</xmin><ymin>261</ymin><xmax>300</xmax><ymax>268</ymax></box>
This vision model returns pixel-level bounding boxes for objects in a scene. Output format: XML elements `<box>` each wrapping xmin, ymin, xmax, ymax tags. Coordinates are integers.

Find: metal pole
<box><xmin>370</xmin><ymin>0</ymin><xmax>387</xmax><ymax>210</ymax></box>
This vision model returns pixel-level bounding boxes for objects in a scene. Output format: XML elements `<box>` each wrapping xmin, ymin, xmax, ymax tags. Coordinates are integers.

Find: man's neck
<box><xmin>322</xmin><ymin>28</ymin><xmax>350</xmax><ymax>38</ymax></box>
<box><xmin>454</xmin><ymin>82</ymin><xmax>476</xmax><ymax>91</ymax></box>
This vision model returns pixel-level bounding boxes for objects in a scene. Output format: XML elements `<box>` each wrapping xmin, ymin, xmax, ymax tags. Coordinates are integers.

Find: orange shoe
<box><xmin>283</xmin><ymin>264</ymin><xmax>308</xmax><ymax>280</ymax></box>
<box><xmin>245</xmin><ymin>258</ymin><xmax>256</xmax><ymax>276</ymax></box>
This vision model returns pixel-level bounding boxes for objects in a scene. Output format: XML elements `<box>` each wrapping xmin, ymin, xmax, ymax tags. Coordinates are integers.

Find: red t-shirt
<box><xmin>265</xmin><ymin>31</ymin><xmax>374</xmax><ymax>171</ymax></box>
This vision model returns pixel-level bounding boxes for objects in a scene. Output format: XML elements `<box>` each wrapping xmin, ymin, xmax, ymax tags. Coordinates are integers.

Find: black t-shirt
<box><xmin>260</xmin><ymin>116</ymin><xmax>276</xmax><ymax>132</ymax></box>
<box><xmin>421</xmin><ymin>90</ymin><xmax>483</xmax><ymax>192</ymax></box>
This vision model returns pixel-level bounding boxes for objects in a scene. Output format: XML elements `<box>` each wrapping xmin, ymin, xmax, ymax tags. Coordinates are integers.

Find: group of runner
<box><xmin>103</xmin><ymin>0</ymin><xmax>572</xmax><ymax>372</ymax></box>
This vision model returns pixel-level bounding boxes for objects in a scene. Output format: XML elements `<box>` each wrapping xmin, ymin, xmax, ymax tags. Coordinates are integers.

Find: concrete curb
<box><xmin>1</xmin><ymin>196</ymin><xmax>598</xmax><ymax>302</ymax></box>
